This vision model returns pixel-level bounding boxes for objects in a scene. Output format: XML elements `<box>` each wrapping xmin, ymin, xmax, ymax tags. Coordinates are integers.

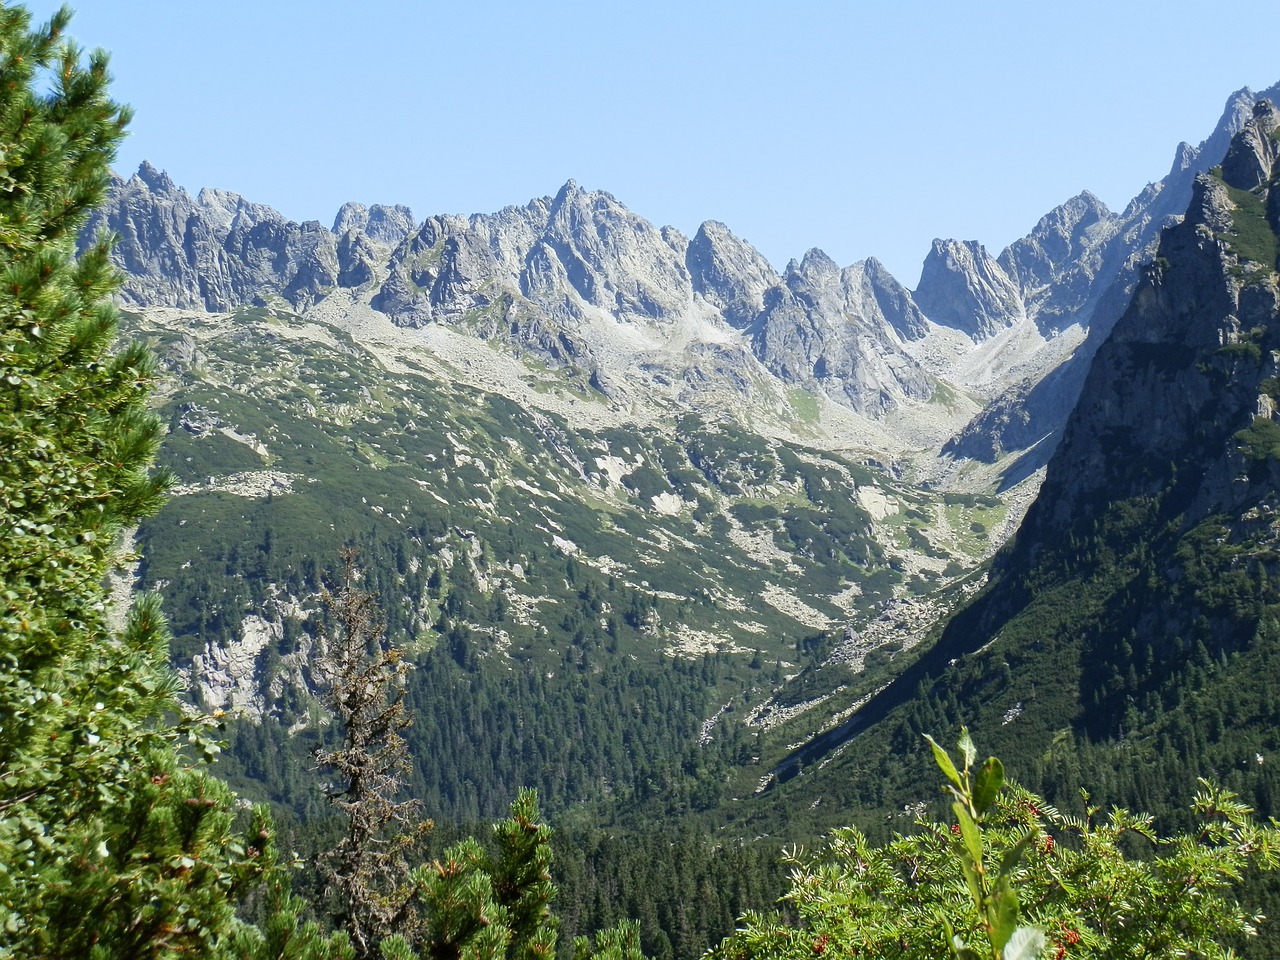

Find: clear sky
<box><xmin>21</xmin><ymin>0</ymin><xmax>1280</xmax><ymax>286</ymax></box>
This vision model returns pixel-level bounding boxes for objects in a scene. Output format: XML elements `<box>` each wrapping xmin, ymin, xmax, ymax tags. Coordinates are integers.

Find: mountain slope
<box><xmin>121</xmin><ymin>299</ymin><xmax>1009</xmax><ymax>819</ymax></box>
<box><xmin>740</xmin><ymin>100</ymin><xmax>1280</xmax><ymax>843</ymax></box>
<box><xmin>942</xmin><ymin>81</ymin><xmax>1280</xmax><ymax>470</ymax></box>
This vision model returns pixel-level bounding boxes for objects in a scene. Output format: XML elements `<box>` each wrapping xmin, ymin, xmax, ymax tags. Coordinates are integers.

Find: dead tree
<box><xmin>313</xmin><ymin>547</ymin><xmax>430</xmax><ymax>958</ymax></box>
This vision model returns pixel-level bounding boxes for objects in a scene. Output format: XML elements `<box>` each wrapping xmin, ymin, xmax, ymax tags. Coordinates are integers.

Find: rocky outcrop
<box><xmin>332</xmin><ymin>201</ymin><xmax>416</xmax><ymax>247</ymax></box>
<box><xmin>862</xmin><ymin>256</ymin><xmax>930</xmax><ymax>341</ymax></box>
<box><xmin>750</xmin><ymin>250</ymin><xmax>933</xmax><ymax>414</ymax></box>
<box><xmin>686</xmin><ymin>220</ymin><xmax>778</xmax><ymax>329</ymax></box>
<box><xmin>913</xmin><ymin>239</ymin><xmax>1026</xmax><ymax>339</ymax></box>
<box><xmin>998</xmin><ymin>191</ymin><xmax>1119</xmax><ymax>330</ymax></box>
<box><xmin>372</xmin><ymin>181</ymin><xmax>695</xmax><ymax>329</ymax></box>
<box><xmin>83</xmin><ymin>162</ymin><xmax>349</xmax><ymax>312</ymax></box>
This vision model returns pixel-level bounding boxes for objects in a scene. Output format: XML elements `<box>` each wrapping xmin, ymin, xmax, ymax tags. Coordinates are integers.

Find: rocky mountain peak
<box><xmin>1169</xmin><ymin>140</ymin><xmax>1198</xmax><ymax>177</ymax></box>
<box><xmin>914</xmin><ymin>238</ymin><xmax>1026</xmax><ymax>338</ymax></box>
<box><xmin>686</xmin><ymin>220</ymin><xmax>778</xmax><ymax>329</ymax></box>
<box><xmin>860</xmin><ymin>256</ymin><xmax>930</xmax><ymax>341</ymax></box>
<box><xmin>332</xmin><ymin>202</ymin><xmax>416</xmax><ymax>247</ymax></box>
<box><xmin>997</xmin><ymin>190</ymin><xmax>1118</xmax><ymax>319</ymax></box>
<box><xmin>132</xmin><ymin>160</ymin><xmax>178</xmax><ymax>196</ymax></box>
<box><xmin>793</xmin><ymin>248</ymin><xmax>840</xmax><ymax>281</ymax></box>
<box><xmin>87</xmin><ymin>80</ymin><xmax>1280</xmax><ymax>446</ymax></box>
<box><xmin>750</xmin><ymin>246</ymin><xmax>933</xmax><ymax>414</ymax></box>
<box><xmin>551</xmin><ymin>178</ymin><xmax>582</xmax><ymax>209</ymax></box>
<box><xmin>1220</xmin><ymin>99</ymin><xmax>1280</xmax><ymax>191</ymax></box>
<box><xmin>1019</xmin><ymin>114</ymin><xmax>1280</xmax><ymax>546</ymax></box>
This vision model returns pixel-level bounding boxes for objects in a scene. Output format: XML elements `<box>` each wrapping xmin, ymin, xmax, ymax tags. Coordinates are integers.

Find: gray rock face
<box><xmin>332</xmin><ymin>202</ymin><xmax>416</xmax><ymax>247</ymax></box>
<box><xmin>862</xmin><ymin>257</ymin><xmax>930</xmax><ymax>341</ymax></box>
<box><xmin>542</xmin><ymin>180</ymin><xmax>692</xmax><ymax>321</ymax></box>
<box><xmin>686</xmin><ymin>220</ymin><xmax>778</xmax><ymax>329</ymax></box>
<box><xmin>84</xmin><ymin>165</ymin><xmax>342</xmax><ymax>312</ymax></box>
<box><xmin>89</xmin><ymin>80</ymin><xmax>1280</xmax><ymax>443</ymax></box>
<box><xmin>1222</xmin><ymin>100</ymin><xmax>1280</xmax><ymax>191</ymax></box>
<box><xmin>997</xmin><ymin>191</ymin><xmax>1118</xmax><ymax>330</ymax></box>
<box><xmin>750</xmin><ymin>250</ymin><xmax>932</xmax><ymax>414</ymax></box>
<box><xmin>370</xmin><ymin>181</ymin><xmax>694</xmax><ymax>331</ymax></box>
<box><xmin>1023</xmin><ymin>105</ymin><xmax>1280</xmax><ymax>544</ymax></box>
<box><xmin>913</xmin><ymin>239</ymin><xmax>1026</xmax><ymax>339</ymax></box>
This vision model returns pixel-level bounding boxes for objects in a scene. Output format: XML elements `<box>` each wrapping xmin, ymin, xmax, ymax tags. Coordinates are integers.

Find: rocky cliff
<box><xmin>914</xmin><ymin>238</ymin><xmax>1027</xmax><ymax>339</ymax></box>
<box><xmin>767</xmin><ymin>99</ymin><xmax>1280</xmax><ymax>789</ymax></box>
<box><xmin>942</xmin><ymin>82</ymin><xmax>1280</xmax><ymax>467</ymax></box>
<box><xmin>86</xmin><ymin>82</ymin><xmax>1280</xmax><ymax>467</ymax></box>
<box><xmin>1021</xmin><ymin>98</ymin><xmax>1280</xmax><ymax>549</ymax></box>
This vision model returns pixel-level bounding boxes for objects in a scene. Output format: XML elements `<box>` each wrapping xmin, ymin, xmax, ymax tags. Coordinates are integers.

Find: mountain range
<box><xmin>92</xmin><ymin>79</ymin><xmax>1280</xmax><ymax>853</ymax></box>
<box><xmin>91</xmin><ymin>81</ymin><xmax>1278</xmax><ymax>470</ymax></box>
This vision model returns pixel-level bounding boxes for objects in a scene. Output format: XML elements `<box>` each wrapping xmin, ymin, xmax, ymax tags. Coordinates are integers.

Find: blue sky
<box><xmin>23</xmin><ymin>0</ymin><xmax>1280</xmax><ymax>285</ymax></box>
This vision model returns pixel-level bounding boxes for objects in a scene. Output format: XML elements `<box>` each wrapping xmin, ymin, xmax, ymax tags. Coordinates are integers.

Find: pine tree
<box><xmin>313</xmin><ymin>547</ymin><xmax>428</xmax><ymax>958</ymax></box>
<box><xmin>312</xmin><ymin>556</ymin><xmax>645</xmax><ymax>960</ymax></box>
<box><xmin>0</xmin><ymin>6</ymin><xmax>278</xmax><ymax>955</ymax></box>
<box><xmin>487</xmin><ymin>789</ymin><xmax>557</xmax><ymax>960</ymax></box>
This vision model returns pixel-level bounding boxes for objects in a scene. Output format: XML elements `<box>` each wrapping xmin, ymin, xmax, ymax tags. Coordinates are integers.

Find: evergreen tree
<box><xmin>0</xmin><ymin>6</ymin><xmax>277</xmax><ymax>955</ymax></box>
<box><xmin>313</xmin><ymin>548</ymin><xmax>427</xmax><ymax>958</ymax></box>
<box><xmin>487</xmin><ymin>788</ymin><xmax>557</xmax><ymax>960</ymax></box>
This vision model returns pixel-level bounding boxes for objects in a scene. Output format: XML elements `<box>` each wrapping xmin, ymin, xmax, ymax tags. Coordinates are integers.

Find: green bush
<box><xmin>713</xmin><ymin>731</ymin><xmax>1279</xmax><ymax>960</ymax></box>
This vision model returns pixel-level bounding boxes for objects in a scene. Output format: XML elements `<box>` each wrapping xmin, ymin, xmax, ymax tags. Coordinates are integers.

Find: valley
<box><xmin>11</xmin><ymin>3</ymin><xmax>1280</xmax><ymax>955</ymax></box>
<box><xmin>89</xmin><ymin>82</ymin><xmax>1280</xmax><ymax>846</ymax></box>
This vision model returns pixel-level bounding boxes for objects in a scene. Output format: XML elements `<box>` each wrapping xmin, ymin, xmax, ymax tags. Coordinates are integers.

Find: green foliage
<box><xmin>549</xmin><ymin>824</ymin><xmax>784</xmax><ymax>960</ymax></box>
<box><xmin>715</xmin><ymin>733</ymin><xmax>1280</xmax><ymax>960</ymax></box>
<box><xmin>489</xmin><ymin>789</ymin><xmax>557</xmax><ymax>960</ymax></box>
<box><xmin>572</xmin><ymin>921</ymin><xmax>645</xmax><ymax>960</ymax></box>
<box><xmin>229</xmin><ymin>867</ymin><xmax>356</xmax><ymax>960</ymax></box>
<box><xmin>1216</xmin><ymin>340</ymin><xmax>1264</xmax><ymax>364</ymax></box>
<box><xmin>1236</xmin><ymin>416</ymin><xmax>1280</xmax><ymax>461</ymax></box>
<box><xmin>785</xmin><ymin>388</ymin><xmax>820</xmax><ymax>425</ymax></box>
<box><xmin>1220</xmin><ymin>183</ymin><xmax>1279</xmax><ymax>278</ymax></box>
<box><xmin>0</xmin><ymin>6</ymin><xmax>290</xmax><ymax>955</ymax></box>
<box><xmin>373</xmin><ymin>790</ymin><xmax>655</xmax><ymax>960</ymax></box>
<box><xmin>926</xmin><ymin>730</ymin><xmax>1039</xmax><ymax>960</ymax></box>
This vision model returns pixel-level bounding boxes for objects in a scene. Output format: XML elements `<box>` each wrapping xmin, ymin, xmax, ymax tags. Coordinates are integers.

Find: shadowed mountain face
<box><xmin>1008</xmin><ymin>100</ymin><xmax>1280</xmax><ymax>576</ymax></box>
<box><xmin>942</xmin><ymin>81</ymin><xmax>1280</xmax><ymax>469</ymax></box>
<box><xmin>759</xmin><ymin>102</ymin><xmax>1280</xmax><ymax>828</ymax></box>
